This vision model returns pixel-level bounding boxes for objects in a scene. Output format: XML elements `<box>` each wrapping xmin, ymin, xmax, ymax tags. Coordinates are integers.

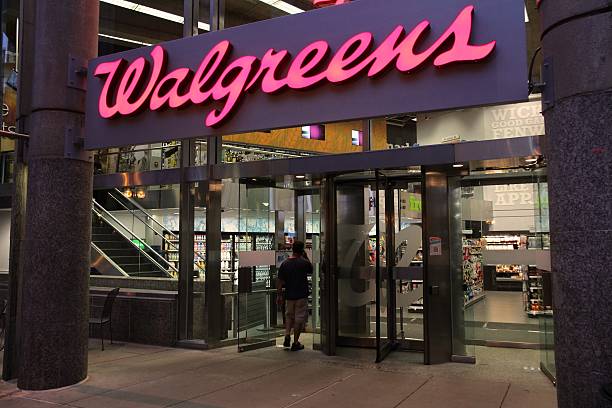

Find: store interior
<box><xmin>460</xmin><ymin>171</ymin><xmax>551</xmax><ymax>351</ymax></box>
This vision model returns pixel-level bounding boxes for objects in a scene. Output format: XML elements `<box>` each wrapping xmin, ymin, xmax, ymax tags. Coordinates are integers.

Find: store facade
<box><xmin>1</xmin><ymin>0</ymin><xmax>558</xmax><ymax>389</ymax></box>
<box><xmin>80</xmin><ymin>0</ymin><xmax>554</xmax><ymax>369</ymax></box>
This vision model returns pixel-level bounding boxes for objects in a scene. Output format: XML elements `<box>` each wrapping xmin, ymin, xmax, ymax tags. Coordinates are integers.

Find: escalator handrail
<box><xmin>112</xmin><ymin>188</ymin><xmax>178</xmax><ymax>240</ymax></box>
<box><xmin>91</xmin><ymin>242</ymin><xmax>130</xmax><ymax>277</ymax></box>
<box><xmin>92</xmin><ymin>200</ymin><xmax>176</xmax><ymax>278</ymax></box>
<box><xmin>107</xmin><ymin>191</ymin><xmax>179</xmax><ymax>252</ymax></box>
<box><xmin>109</xmin><ymin>189</ymin><xmax>206</xmax><ymax>273</ymax></box>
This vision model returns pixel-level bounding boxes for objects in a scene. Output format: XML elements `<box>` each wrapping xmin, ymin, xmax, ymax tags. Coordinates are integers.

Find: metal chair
<box><xmin>89</xmin><ymin>288</ymin><xmax>119</xmax><ymax>350</ymax></box>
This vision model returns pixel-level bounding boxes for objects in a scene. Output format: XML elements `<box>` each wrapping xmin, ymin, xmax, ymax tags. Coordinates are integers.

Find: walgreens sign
<box><xmin>85</xmin><ymin>0</ymin><xmax>527</xmax><ymax>149</ymax></box>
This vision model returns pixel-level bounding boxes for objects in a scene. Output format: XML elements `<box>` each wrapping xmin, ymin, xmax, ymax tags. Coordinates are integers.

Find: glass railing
<box><xmin>92</xmin><ymin>141</ymin><xmax>315</xmax><ymax>175</ymax></box>
<box><xmin>107</xmin><ymin>189</ymin><xmax>206</xmax><ymax>278</ymax></box>
<box><xmin>92</xmin><ymin>199</ymin><xmax>176</xmax><ymax>278</ymax></box>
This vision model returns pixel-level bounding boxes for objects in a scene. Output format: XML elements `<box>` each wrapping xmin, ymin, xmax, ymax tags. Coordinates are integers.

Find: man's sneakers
<box><xmin>290</xmin><ymin>342</ymin><xmax>304</xmax><ymax>351</ymax></box>
<box><xmin>282</xmin><ymin>336</ymin><xmax>304</xmax><ymax>351</ymax></box>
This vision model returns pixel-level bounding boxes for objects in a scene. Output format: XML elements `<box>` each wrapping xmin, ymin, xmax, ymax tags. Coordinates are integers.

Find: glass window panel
<box><xmin>99</xmin><ymin>0</ymin><xmax>184</xmax><ymax>55</ymax></box>
<box><xmin>225</xmin><ymin>0</ymin><xmax>314</xmax><ymax>29</ymax></box>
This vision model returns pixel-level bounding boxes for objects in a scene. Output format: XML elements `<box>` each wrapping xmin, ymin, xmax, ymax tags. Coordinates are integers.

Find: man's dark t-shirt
<box><xmin>278</xmin><ymin>256</ymin><xmax>312</xmax><ymax>300</ymax></box>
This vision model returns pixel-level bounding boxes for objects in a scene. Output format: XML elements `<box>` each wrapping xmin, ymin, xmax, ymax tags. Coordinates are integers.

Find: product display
<box><xmin>163</xmin><ymin>231</ymin><xmax>276</xmax><ymax>282</ymax></box>
<box><xmin>163</xmin><ymin>231</ymin><xmax>206</xmax><ymax>279</ymax></box>
<box><xmin>484</xmin><ymin>235</ymin><xmax>522</xmax><ymax>250</ymax></box>
<box><xmin>462</xmin><ymin>238</ymin><xmax>484</xmax><ymax>304</ymax></box>
<box><xmin>495</xmin><ymin>264</ymin><xmax>527</xmax><ymax>281</ymax></box>
<box><xmin>524</xmin><ymin>267</ymin><xmax>551</xmax><ymax>316</ymax></box>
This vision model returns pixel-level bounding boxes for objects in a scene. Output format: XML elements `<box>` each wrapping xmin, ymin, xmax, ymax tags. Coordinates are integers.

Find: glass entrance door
<box><xmin>392</xmin><ymin>181</ymin><xmax>425</xmax><ymax>349</ymax></box>
<box><xmin>334</xmin><ymin>172</ymin><xmax>423</xmax><ymax>362</ymax></box>
<box><xmin>335</xmin><ymin>178</ymin><xmax>379</xmax><ymax>349</ymax></box>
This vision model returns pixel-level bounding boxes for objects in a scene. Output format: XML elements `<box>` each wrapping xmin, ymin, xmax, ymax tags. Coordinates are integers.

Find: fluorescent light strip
<box><xmin>258</xmin><ymin>0</ymin><xmax>304</xmax><ymax>14</ymax></box>
<box><xmin>99</xmin><ymin>33</ymin><xmax>152</xmax><ymax>46</ymax></box>
<box><xmin>101</xmin><ymin>0</ymin><xmax>210</xmax><ymax>31</ymax></box>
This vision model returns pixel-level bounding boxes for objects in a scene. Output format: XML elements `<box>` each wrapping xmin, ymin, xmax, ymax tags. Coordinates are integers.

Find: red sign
<box><xmin>94</xmin><ymin>6</ymin><xmax>494</xmax><ymax>128</ymax></box>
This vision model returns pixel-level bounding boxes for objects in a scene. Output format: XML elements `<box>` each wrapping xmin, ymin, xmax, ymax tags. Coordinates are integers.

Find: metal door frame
<box><xmin>329</xmin><ymin>172</ymin><xmax>423</xmax><ymax>362</ymax></box>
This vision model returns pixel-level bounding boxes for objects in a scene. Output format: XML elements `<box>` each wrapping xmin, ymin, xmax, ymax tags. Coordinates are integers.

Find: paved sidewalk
<box><xmin>0</xmin><ymin>341</ymin><xmax>557</xmax><ymax>408</ymax></box>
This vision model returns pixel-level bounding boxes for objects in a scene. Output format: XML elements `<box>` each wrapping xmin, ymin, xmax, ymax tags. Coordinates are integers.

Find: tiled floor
<box><xmin>0</xmin><ymin>340</ymin><xmax>557</xmax><ymax>408</ymax></box>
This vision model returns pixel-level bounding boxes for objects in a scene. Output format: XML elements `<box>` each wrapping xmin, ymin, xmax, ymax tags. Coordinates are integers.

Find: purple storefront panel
<box><xmin>85</xmin><ymin>0</ymin><xmax>527</xmax><ymax>150</ymax></box>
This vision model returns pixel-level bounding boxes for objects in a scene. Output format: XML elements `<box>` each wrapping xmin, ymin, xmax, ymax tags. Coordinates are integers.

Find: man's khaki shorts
<box><xmin>285</xmin><ymin>298</ymin><xmax>308</xmax><ymax>331</ymax></box>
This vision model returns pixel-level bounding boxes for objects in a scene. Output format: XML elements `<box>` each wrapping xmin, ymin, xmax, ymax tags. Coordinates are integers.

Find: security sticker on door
<box><xmin>429</xmin><ymin>237</ymin><xmax>442</xmax><ymax>256</ymax></box>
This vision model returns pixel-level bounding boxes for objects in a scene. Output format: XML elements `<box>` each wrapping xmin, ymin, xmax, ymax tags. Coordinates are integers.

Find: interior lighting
<box><xmin>525</xmin><ymin>158</ymin><xmax>538</xmax><ymax>163</ymax></box>
<box><xmin>295</xmin><ymin>175</ymin><xmax>305</xmax><ymax>179</ymax></box>
<box><xmin>123</xmin><ymin>188</ymin><xmax>133</xmax><ymax>198</ymax></box>
<box><xmin>101</xmin><ymin>0</ymin><xmax>305</xmax><ymax>32</ymax></box>
<box><xmin>100</xmin><ymin>0</ymin><xmax>211</xmax><ymax>31</ymax></box>
<box><xmin>257</xmin><ymin>0</ymin><xmax>304</xmax><ymax>14</ymax></box>
<box><xmin>99</xmin><ymin>33</ymin><xmax>152</xmax><ymax>46</ymax></box>
<box><xmin>136</xmin><ymin>189</ymin><xmax>146</xmax><ymax>199</ymax></box>
<box><xmin>262</xmin><ymin>202</ymin><xmax>269</xmax><ymax>207</ymax></box>
<box><xmin>452</xmin><ymin>164</ymin><xmax>464</xmax><ymax>168</ymax></box>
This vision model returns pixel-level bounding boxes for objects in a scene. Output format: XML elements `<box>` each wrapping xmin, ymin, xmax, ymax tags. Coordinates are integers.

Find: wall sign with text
<box><xmin>85</xmin><ymin>0</ymin><xmax>527</xmax><ymax>149</ymax></box>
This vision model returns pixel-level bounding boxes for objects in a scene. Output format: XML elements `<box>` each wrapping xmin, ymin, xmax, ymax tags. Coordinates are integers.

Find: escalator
<box><xmin>90</xmin><ymin>199</ymin><xmax>176</xmax><ymax>278</ymax></box>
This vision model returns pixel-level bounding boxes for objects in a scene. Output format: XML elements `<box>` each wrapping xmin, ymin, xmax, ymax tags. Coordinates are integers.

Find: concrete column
<box><xmin>17</xmin><ymin>0</ymin><xmax>98</xmax><ymax>390</ymax></box>
<box><xmin>538</xmin><ymin>1</ymin><xmax>612</xmax><ymax>407</ymax></box>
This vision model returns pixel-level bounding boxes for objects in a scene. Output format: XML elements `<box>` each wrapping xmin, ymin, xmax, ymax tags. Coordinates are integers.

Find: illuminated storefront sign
<box><xmin>85</xmin><ymin>0</ymin><xmax>527</xmax><ymax>149</ymax></box>
<box><xmin>313</xmin><ymin>0</ymin><xmax>349</xmax><ymax>8</ymax></box>
<box><xmin>95</xmin><ymin>6</ymin><xmax>494</xmax><ymax>128</ymax></box>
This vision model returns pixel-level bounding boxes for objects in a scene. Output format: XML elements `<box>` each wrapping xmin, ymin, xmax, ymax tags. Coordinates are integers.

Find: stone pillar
<box><xmin>17</xmin><ymin>0</ymin><xmax>98</xmax><ymax>390</ymax></box>
<box><xmin>538</xmin><ymin>1</ymin><xmax>612</xmax><ymax>407</ymax></box>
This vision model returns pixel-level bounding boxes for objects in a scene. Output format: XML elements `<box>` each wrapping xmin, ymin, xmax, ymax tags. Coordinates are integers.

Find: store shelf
<box><xmin>465</xmin><ymin>293</ymin><xmax>486</xmax><ymax>307</ymax></box>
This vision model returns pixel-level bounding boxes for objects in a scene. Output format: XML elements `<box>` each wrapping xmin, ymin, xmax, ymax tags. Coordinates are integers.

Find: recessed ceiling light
<box><xmin>452</xmin><ymin>164</ymin><xmax>464</xmax><ymax>168</ymax></box>
<box><xmin>295</xmin><ymin>175</ymin><xmax>305</xmax><ymax>179</ymax></box>
<box><xmin>99</xmin><ymin>33</ymin><xmax>152</xmax><ymax>46</ymax></box>
<box><xmin>100</xmin><ymin>0</ymin><xmax>210</xmax><ymax>30</ymax></box>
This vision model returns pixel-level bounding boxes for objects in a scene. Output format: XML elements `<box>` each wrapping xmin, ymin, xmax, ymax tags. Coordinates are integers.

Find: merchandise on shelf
<box><xmin>484</xmin><ymin>235</ymin><xmax>523</xmax><ymax>250</ymax></box>
<box><xmin>462</xmin><ymin>238</ymin><xmax>484</xmax><ymax>304</ymax></box>
<box><xmin>524</xmin><ymin>267</ymin><xmax>551</xmax><ymax>316</ymax></box>
<box><xmin>495</xmin><ymin>264</ymin><xmax>527</xmax><ymax>281</ymax></box>
<box><xmin>162</xmin><ymin>231</ymin><xmax>276</xmax><ymax>282</ymax></box>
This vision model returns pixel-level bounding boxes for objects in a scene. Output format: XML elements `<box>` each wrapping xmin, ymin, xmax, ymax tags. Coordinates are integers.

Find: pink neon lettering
<box><xmin>206</xmin><ymin>56</ymin><xmax>258</xmax><ymax>127</ymax></box>
<box><xmin>95</xmin><ymin>59</ymin><xmax>123</xmax><ymax>118</ymax></box>
<box><xmin>431</xmin><ymin>6</ymin><xmax>496</xmax><ymax>66</ymax></box>
<box><xmin>190</xmin><ymin>41</ymin><xmax>231</xmax><ymax>104</ymax></box>
<box><xmin>150</xmin><ymin>68</ymin><xmax>192</xmax><ymax>110</ymax></box>
<box><xmin>115</xmin><ymin>46</ymin><xmax>165</xmax><ymax>116</ymax></box>
<box><xmin>94</xmin><ymin>5</ymin><xmax>496</xmax><ymax>128</ymax></box>
<box><xmin>245</xmin><ymin>49</ymin><xmax>290</xmax><ymax>93</ymax></box>
<box><xmin>286</xmin><ymin>41</ymin><xmax>330</xmax><ymax>89</ymax></box>
<box><xmin>313</xmin><ymin>0</ymin><xmax>349</xmax><ymax>8</ymax></box>
<box><xmin>326</xmin><ymin>32</ymin><xmax>373</xmax><ymax>83</ymax></box>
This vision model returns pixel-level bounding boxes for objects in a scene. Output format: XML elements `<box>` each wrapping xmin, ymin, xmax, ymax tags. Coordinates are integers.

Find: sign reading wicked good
<box><xmin>85</xmin><ymin>0</ymin><xmax>527</xmax><ymax>149</ymax></box>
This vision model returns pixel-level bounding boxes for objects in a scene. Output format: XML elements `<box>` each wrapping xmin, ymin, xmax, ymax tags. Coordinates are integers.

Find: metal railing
<box><xmin>108</xmin><ymin>189</ymin><xmax>206</xmax><ymax>277</ymax></box>
<box><xmin>92</xmin><ymin>199</ymin><xmax>176</xmax><ymax>278</ymax></box>
<box><xmin>92</xmin><ymin>141</ymin><xmax>316</xmax><ymax>175</ymax></box>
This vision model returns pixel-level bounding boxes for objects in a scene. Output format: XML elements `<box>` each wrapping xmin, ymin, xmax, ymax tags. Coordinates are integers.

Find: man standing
<box><xmin>277</xmin><ymin>241</ymin><xmax>311</xmax><ymax>351</ymax></box>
